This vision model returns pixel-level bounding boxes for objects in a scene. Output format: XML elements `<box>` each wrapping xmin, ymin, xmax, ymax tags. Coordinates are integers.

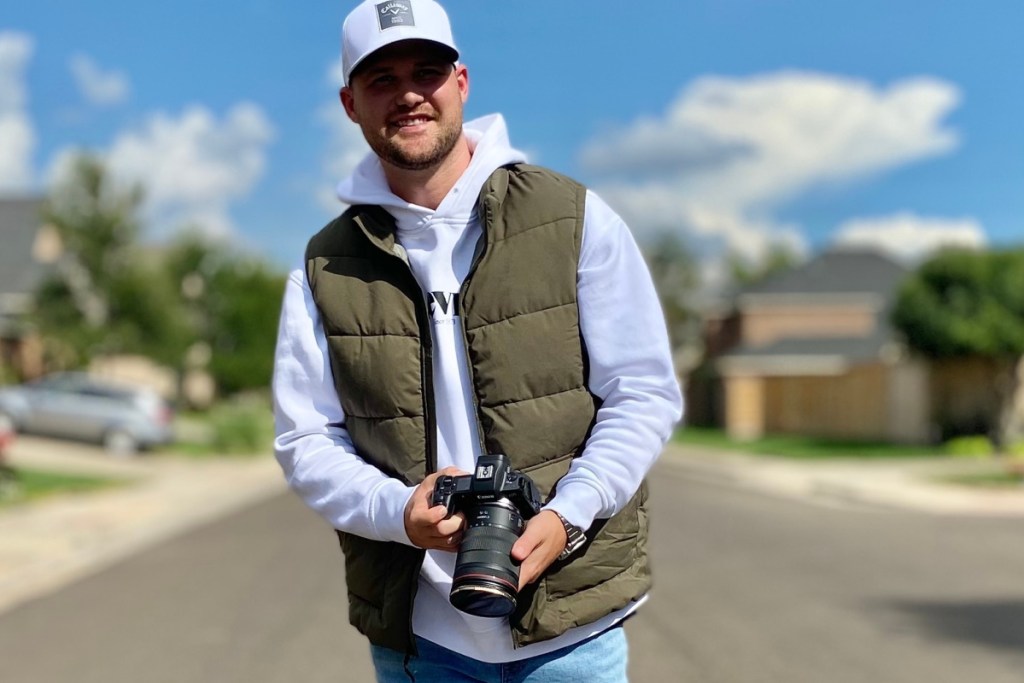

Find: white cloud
<box><xmin>833</xmin><ymin>212</ymin><xmax>986</xmax><ymax>262</ymax></box>
<box><xmin>316</xmin><ymin>58</ymin><xmax>368</xmax><ymax>213</ymax></box>
<box><xmin>0</xmin><ymin>31</ymin><xmax>35</xmax><ymax>193</ymax></box>
<box><xmin>69</xmin><ymin>53</ymin><xmax>130</xmax><ymax>106</ymax></box>
<box><xmin>580</xmin><ymin>71</ymin><xmax>962</xmax><ymax>270</ymax></box>
<box><xmin>50</xmin><ymin>103</ymin><xmax>275</xmax><ymax>237</ymax></box>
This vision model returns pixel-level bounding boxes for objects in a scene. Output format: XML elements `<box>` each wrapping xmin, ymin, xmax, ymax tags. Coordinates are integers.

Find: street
<box><xmin>1</xmin><ymin>461</ymin><xmax>1023</xmax><ymax>682</ymax></box>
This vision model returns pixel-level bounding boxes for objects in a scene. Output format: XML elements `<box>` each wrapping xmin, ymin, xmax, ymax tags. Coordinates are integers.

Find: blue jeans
<box><xmin>370</xmin><ymin>626</ymin><xmax>629</xmax><ymax>683</ymax></box>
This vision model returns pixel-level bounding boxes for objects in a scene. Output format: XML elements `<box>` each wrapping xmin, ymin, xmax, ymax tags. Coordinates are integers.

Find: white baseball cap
<box><xmin>342</xmin><ymin>0</ymin><xmax>460</xmax><ymax>85</ymax></box>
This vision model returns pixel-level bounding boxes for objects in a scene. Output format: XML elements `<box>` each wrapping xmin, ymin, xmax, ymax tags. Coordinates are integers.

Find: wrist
<box><xmin>551</xmin><ymin>511</ymin><xmax>586</xmax><ymax>560</ymax></box>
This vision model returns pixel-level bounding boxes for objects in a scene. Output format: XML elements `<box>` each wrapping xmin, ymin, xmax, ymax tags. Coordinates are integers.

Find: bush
<box><xmin>209</xmin><ymin>402</ymin><xmax>274</xmax><ymax>455</ymax></box>
<box><xmin>943</xmin><ymin>435</ymin><xmax>994</xmax><ymax>458</ymax></box>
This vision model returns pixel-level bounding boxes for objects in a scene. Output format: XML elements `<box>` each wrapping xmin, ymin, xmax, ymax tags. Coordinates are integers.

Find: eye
<box><xmin>370</xmin><ymin>74</ymin><xmax>396</xmax><ymax>87</ymax></box>
<box><xmin>415</xmin><ymin>66</ymin><xmax>447</xmax><ymax>82</ymax></box>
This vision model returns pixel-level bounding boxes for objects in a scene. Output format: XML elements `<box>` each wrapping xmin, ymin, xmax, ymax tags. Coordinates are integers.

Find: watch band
<box><xmin>553</xmin><ymin>512</ymin><xmax>586</xmax><ymax>560</ymax></box>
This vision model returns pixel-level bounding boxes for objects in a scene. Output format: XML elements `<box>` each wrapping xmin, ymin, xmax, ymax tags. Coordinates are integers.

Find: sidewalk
<box><xmin>0</xmin><ymin>436</ymin><xmax>287</xmax><ymax>616</ymax></box>
<box><xmin>662</xmin><ymin>442</ymin><xmax>1024</xmax><ymax>516</ymax></box>
<box><xmin>4</xmin><ymin>437</ymin><xmax>1024</xmax><ymax>620</ymax></box>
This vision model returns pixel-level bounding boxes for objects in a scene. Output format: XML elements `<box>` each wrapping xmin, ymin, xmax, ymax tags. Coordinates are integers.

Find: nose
<box><xmin>396</xmin><ymin>85</ymin><xmax>425</xmax><ymax>108</ymax></box>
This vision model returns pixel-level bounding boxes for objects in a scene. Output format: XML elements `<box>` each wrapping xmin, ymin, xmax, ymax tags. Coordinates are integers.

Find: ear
<box><xmin>340</xmin><ymin>86</ymin><xmax>359</xmax><ymax>123</ymax></box>
<box><xmin>455</xmin><ymin>64</ymin><xmax>469</xmax><ymax>104</ymax></box>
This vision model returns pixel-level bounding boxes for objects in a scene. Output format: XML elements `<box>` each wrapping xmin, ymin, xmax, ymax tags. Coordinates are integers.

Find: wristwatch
<box><xmin>553</xmin><ymin>512</ymin><xmax>587</xmax><ymax>561</ymax></box>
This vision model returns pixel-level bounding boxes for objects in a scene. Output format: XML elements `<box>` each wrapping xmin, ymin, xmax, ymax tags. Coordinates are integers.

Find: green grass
<box><xmin>674</xmin><ymin>427</ymin><xmax>941</xmax><ymax>459</ymax></box>
<box><xmin>163</xmin><ymin>401</ymin><xmax>274</xmax><ymax>458</ymax></box>
<box><xmin>0</xmin><ymin>466</ymin><xmax>121</xmax><ymax>506</ymax></box>
<box><xmin>940</xmin><ymin>471</ymin><xmax>1024</xmax><ymax>488</ymax></box>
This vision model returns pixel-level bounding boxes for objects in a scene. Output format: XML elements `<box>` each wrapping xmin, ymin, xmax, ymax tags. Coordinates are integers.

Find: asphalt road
<box><xmin>1</xmin><ymin>462</ymin><xmax>1023</xmax><ymax>682</ymax></box>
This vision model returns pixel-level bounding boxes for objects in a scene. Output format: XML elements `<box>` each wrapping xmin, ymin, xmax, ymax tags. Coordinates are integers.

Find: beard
<box><xmin>363</xmin><ymin>110</ymin><xmax>464</xmax><ymax>172</ymax></box>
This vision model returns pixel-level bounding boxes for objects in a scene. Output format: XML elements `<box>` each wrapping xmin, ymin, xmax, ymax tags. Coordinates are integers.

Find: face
<box><xmin>341</xmin><ymin>40</ymin><xmax>469</xmax><ymax>172</ymax></box>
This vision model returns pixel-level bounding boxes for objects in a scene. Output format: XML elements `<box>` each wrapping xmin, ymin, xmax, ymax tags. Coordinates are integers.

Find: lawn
<box><xmin>0</xmin><ymin>466</ymin><xmax>121</xmax><ymax>506</ymax></box>
<box><xmin>165</xmin><ymin>402</ymin><xmax>274</xmax><ymax>458</ymax></box>
<box><xmin>674</xmin><ymin>427</ymin><xmax>941</xmax><ymax>459</ymax></box>
<box><xmin>939</xmin><ymin>471</ymin><xmax>1024</xmax><ymax>488</ymax></box>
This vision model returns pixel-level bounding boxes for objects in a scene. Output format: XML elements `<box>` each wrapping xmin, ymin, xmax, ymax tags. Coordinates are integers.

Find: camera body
<box><xmin>431</xmin><ymin>453</ymin><xmax>542</xmax><ymax>617</ymax></box>
<box><xmin>431</xmin><ymin>453</ymin><xmax>541</xmax><ymax>520</ymax></box>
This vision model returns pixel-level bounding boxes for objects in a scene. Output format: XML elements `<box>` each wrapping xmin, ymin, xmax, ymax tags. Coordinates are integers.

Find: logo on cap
<box><xmin>376</xmin><ymin>1</ymin><xmax>415</xmax><ymax>30</ymax></box>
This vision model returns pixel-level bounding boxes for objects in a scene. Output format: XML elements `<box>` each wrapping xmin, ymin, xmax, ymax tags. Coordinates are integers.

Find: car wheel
<box><xmin>103</xmin><ymin>429</ymin><xmax>139</xmax><ymax>458</ymax></box>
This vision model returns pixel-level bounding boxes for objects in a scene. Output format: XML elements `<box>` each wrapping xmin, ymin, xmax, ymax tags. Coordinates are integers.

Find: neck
<box><xmin>381</xmin><ymin>136</ymin><xmax>473</xmax><ymax>210</ymax></box>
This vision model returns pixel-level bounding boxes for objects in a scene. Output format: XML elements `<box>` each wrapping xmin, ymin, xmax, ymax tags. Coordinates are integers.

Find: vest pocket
<box><xmin>543</xmin><ymin>484</ymin><xmax>646</xmax><ymax>600</ymax></box>
<box><xmin>338</xmin><ymin>531</ymin><xmax>392</xmax><ymax>607</ymax></box>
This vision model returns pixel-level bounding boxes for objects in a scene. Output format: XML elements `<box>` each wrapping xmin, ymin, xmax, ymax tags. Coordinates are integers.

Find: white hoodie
<box><xmin>273</xmin><ymin>114</ymin><xmax>682</xmax><ymax>662</ymax></box>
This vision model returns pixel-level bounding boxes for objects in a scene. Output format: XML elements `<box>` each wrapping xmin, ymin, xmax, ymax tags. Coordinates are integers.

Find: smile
<box><xmin>391</xmin><ymin>115</ymin><xmax>433</xmax><ymax>129</ymax></box>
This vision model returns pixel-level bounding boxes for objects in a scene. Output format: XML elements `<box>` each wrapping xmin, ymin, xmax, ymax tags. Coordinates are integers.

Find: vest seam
<box><xmin>484</xmin><ymin>384</ymin><xmax>588</xmax><ymax>409</ymax></box>
<box><xmin>310</xmin><ymin>254</ymin><xmax>394</xmax><ymax>262</ymax></box>
<box><xmin>490</xmin><ymin>215</ymin><xmax>577</xmax><ymax>244</ymax></box>
<box><xmin>326</xmin><ymin>332</ymin><xmax>418</xmax><ymax>339</ymax></box>
<box><xmin>465</xmin><ymin>300</ymin><xmax>576</xmax><ymax>331</ymax></box>
<box><xmin>347</xmin><ymin>412</ymin><xmax>424</xmax><ymax>421</ymax></box>
<box><xmin>519</xmin><ymin>451</ymin><xmax>575</xmax><ymax>473</ymax></box>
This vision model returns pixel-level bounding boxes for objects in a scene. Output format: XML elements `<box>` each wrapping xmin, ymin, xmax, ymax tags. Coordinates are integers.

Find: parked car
<box><xmin>0</xmin><ymin>373</ymin><xmax>174</xmax><ymax>456</ymax></box>
<box><xmin>0</xmin><ymin>410</ymin><xmax>13</xmax><ymax>459</ymax></box>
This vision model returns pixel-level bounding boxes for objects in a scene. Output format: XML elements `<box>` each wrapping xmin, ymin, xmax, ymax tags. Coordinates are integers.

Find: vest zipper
<box><xmin>383</xmin><ymin>244</ymin><xmax>436</xmax><ymax>659</ymax></box>
<box><xmin>400</xmin><ymin>258</ymin><xmax>438</xmax><ymax>477</ymax></box>
<box><xmin>360</xmin><ymin>222</ymin><xmax>439</xmax><ymax>479</ymax></box>
<box><xmin>458</xmin><ymin>200</ymin><xmax>493</xmax><ymax>459</ymax></box>
<box><xmin>419</xmin><ymin>291</ymin><xmax>438</xmax><ymax>476</ymax></box>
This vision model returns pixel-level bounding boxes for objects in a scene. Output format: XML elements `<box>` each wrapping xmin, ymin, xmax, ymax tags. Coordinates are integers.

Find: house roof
<box><xmin>727</xmin><ymin>330</ymin><xmax>891</xmax><ymax>360</ymax></box>
<box><xmin>718</xmin><ymin>330</ymin><xmax>899</xmax><ymax>376</ymax></box>
<box><xmin>0</xmin><ymin>198</ymin><xmax>48</xmax><ymax>301</ymax></box>
<box><xmin>741</xmin><ymin>249</ymin><xmax>908</xmax><ymax>299</ymax></box>
<box><xmin>717</xmin><ymin>249</ymin><xmax>911</xmax><ymax>375</ymax></box>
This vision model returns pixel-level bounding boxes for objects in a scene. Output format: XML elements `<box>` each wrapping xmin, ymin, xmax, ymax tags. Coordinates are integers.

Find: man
<box><xmin>272</xmin><ymin>1</ymin><xmax>682</xmax><ymax>680</ymax></box>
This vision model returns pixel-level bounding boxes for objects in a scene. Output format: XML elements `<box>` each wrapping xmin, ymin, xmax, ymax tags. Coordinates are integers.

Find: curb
<box><xmin>0</xmin><ymin>448</ymin><xmax>287</xmax><ymax>616</ymax></box>
<box><xmin>661</xmin><ymin>443</ymin><xmax>1024</xmax><ymax>517</ymax></box>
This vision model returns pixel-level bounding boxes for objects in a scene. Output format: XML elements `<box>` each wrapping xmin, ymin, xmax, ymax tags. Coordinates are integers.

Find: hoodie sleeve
<box><xmin>542</xmin><ymin>191</ymin><xmax>684</xmax><ymax>530</ymax></box>
<box><xmin>272</xmin><ymin>267</ymin><xmax>416</xmax><ymax>545</ymax></box>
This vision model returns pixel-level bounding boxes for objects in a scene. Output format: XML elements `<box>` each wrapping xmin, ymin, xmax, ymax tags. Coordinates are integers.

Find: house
<box><xmin>0</xmin><ymin>197</ymin><xmax>59</xmax><ymax>380</ymax></box>
<box><xmin>687</xmin><ymin>249</ymin><xmax>932</xmax><ymax>443</ymax></box>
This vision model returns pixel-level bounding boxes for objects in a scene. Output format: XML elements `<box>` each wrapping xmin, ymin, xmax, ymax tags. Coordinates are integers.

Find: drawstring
<box><xmin>403</xmin><ymin>652</ymin><xmax>416</xmax><ymax>682</ymax></box>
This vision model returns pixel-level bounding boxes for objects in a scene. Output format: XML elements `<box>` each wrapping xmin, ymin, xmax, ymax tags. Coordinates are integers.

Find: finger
<box><xmin>424</xmin><ymin>531</ymin><xmax>463</xmax><ymax>552</ymax></box>
<box><xmin>436</xmin><ymin>516</ymin><xmax>464</xmax><ymax>536</ymax></box>
<box><xmin>410</xmin><ymin>504</ymin><xmax>448</xmax><ymax>527</ymax></box>
<box><xmin>511</xmin><ymin>529</ymin><xmax>542</xmax><ymax>562</ymax></box>
<box><xmin>517</xmin><ymin>557</ymin><xmax>541</xmax><ymax>591</ymax></box>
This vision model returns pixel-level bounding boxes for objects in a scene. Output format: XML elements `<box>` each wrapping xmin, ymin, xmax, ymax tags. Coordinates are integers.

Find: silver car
<box><xmin>0</xmin><ymin>373</ymin><xmax>174</xmax><ymax>456</ymax></box>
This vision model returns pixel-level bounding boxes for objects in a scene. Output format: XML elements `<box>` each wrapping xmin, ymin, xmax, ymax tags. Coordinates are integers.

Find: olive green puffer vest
<box><xmin>305</xmin><ymin>164</ymin><xmax>651</xmax><ymax>654</ymax></box>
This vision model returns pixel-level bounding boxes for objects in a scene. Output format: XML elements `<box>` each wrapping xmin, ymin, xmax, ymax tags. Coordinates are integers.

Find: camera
<box><xmin>431</xmin><ymin>453</ymin><xmax>542</xmax><ymax>617</ymax></box>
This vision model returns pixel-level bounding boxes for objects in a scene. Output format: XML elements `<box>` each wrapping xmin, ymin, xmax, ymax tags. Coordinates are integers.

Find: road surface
<box><xmin>1</xmin><ymin>462</ymin><xmax>1022</xmax><ymax>682</ymax></box>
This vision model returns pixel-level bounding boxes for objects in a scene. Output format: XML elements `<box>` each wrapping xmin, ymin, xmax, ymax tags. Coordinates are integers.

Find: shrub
<box><xmin>943</xmin><ymin>435</ymin><xmax>994</xmax><ymax>458</ymax></box>
<box><xmin>208</xmin><ymin>402</ymin><xmax>273</xmax><ymax>455</ymax></box>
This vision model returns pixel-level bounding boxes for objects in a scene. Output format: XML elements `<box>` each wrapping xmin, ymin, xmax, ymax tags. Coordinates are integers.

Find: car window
<box><xmin>77</xmin><ymin>385</ymin><xmax>135</xmax><ymax>404</ymax></box>
<box><xmin>32</xmin><ymin>375</ymin><xmax>72</xmax><ymax>390</ymax></box>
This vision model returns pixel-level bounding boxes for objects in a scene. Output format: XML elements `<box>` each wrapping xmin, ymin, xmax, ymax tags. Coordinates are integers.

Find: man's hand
<box><xmin>511</xmin><ymin>510</ymin><xmax>568</xmax><ymax>591</ymax></box>
<box><xmin>405</xmin><ymin>467</ymin><xmax>467</xmax><ymax>551</ymax></box>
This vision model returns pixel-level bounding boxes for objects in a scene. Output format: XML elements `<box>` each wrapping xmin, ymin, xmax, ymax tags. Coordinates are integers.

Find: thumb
<box><xmin>511</xmin><ymin>526</ymin><xmax>542</xmax><ymax>562</ymax></box>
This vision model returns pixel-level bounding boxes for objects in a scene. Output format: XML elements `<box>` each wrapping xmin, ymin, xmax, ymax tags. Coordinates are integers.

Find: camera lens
<box><xmin>449</xmin><ymin>500</ymin><xmax>525</xmax><ymax>617</ymax></box>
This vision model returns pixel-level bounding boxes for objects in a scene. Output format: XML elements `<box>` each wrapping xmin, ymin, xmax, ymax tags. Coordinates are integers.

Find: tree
<box><xmin>642</xmin><ymin>233</ymin><xmax>703</xmax><ymax>357</ymax></box>
<box><xmin>36</xmin><ymin>155</ymin><xmax>285</xmax><ymax>398</ymax></box>
<box><xmin>34</xmin><ymin>155</ymin><xmax>191</xmax><ymax>368</ymax></box>
<box><xmin>164</xmin><ymin>232</ymin><xmax>285</xmax><ymax>395</ymax></box>
<box><xmin>726</xmin><ymin>243</ymin><xmax>801</xmax><ymax>290</ymax></box>
<box><xmin>891</xmin><ymin>248</ymin><xmax>1024</xmax><ymax>447</ymax></box>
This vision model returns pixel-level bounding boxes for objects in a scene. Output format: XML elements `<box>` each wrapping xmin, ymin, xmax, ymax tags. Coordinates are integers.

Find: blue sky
<box><xmin>2</xmin><ymin>0</ymin><xmax>1021</xmax><ymax>275</ymax></box>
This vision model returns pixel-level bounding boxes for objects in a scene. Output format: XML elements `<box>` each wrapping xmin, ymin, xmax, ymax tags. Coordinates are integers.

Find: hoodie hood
<box><xmin>335</xmin><ymin>114</ymin><xmax>527</xmax><ymax>231</ymax></box>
